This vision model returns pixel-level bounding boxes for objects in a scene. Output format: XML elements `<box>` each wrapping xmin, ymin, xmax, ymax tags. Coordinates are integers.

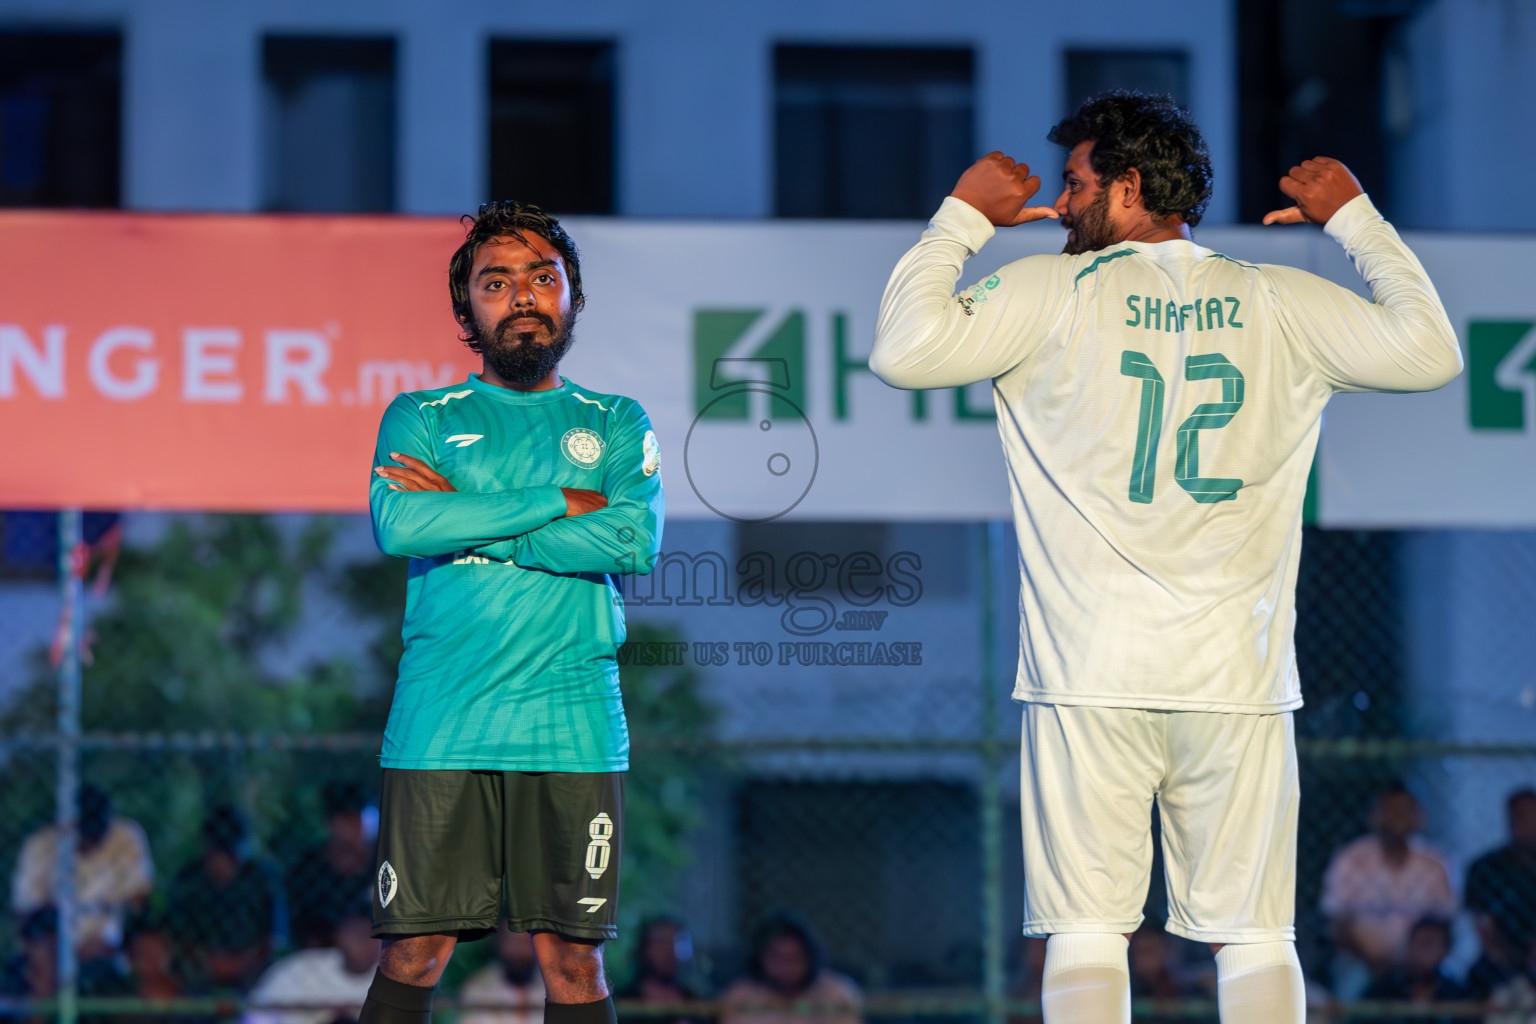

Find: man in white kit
<box><xmin>869</xmin><ymin>91</ymin><xmax>1462</xmax><ymax>1023</ymax></box>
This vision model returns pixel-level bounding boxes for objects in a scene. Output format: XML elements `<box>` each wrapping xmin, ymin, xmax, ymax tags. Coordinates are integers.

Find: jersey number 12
<box><xmin>1119</xmin><ymin>351</ymin><xmax>1245</xmax><ymax>505</ymax></box>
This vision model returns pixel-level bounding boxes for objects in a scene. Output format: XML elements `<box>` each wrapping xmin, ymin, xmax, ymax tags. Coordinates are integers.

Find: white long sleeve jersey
<box><xmin>872</xmin><ymin>195</ymin><xmax>1461</xmax><ymax>713</ymax></box>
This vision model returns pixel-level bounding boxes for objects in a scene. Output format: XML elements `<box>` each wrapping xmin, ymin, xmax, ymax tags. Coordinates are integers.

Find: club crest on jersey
<box><xmin>561</xmin><ymin>427</ymin><xmax>606</xmax><ymax>468</ymax></box>
<box><xmin>642</xmin><ymin>430</ymin><xmax>661</xmax><ymax>477</ymax></box>
<box><xmin>377</xmin><ymin>860</ymin><xmax>398</xmax><ymax>908</ymax></box>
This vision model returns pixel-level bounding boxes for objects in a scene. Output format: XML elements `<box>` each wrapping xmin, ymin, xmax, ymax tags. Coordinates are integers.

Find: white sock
<box><xmin>1215</xmin><ymin>941</ymin><xmax>1305</xmax><ymax>1024</ymax></box>
<box><xmin>1041</xmin><ymin>933</ymin><xmax>1130</xmax><ymax>1024</ymax></box>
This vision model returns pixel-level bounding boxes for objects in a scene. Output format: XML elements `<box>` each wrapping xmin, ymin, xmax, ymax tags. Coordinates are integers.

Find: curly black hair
<box><xmin>1048</xmin><ymin>91</ymin><xmax>1213</xmax><ymax>228</ymax></box>
<box><xmin>448</xmin><ymin>201</ymin><xmax>585</xmax><ymax>353</ymax></box>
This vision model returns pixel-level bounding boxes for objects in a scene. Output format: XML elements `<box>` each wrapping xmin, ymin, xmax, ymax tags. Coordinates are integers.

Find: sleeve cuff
<box><xmin>528</xmin><ymin>485</ymin><xmax>568</xmax><ymax>521</ymax></box>
<box><xmin>1323</xmin><ymin>193</ymin><xmax>1381</xmax><ymax>247</ymax></box>
<box><xmin>929</xmin><ymin>196</ymin><xmax>997</xmax><ymax>254</ymax></box>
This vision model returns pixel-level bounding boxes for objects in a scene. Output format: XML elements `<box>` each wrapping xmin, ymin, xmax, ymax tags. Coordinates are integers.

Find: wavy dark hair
<box><xmin>448</xmin><ymin>200</ymin><xmax>585</xmax><ymax>354</ymax></box>
<box><xmin>1048</xmin><ymin>91</ymin><xmax>1213</xmax><ymax>228</ymax></box>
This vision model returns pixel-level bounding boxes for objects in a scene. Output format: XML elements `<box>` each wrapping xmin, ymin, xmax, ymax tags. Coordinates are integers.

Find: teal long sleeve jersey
<box><xmin>369</xmin><ymin>374</ymin><xmax>664</xmax><ymax>771</ymax></box>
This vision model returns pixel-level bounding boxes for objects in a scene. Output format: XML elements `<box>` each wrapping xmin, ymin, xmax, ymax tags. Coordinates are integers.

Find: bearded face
<box><xmin>1061</xmin><ymin>186</ymin><xmax>1117</xmax><ymax>255</ymax></box>
<box><xmin>473</xmin><ymin>307</ymin><xmax>576</xmax><ymax>385</ymax></box>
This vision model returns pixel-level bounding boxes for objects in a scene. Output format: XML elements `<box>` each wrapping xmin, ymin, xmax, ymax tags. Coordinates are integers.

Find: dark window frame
<box><xmin>261</xmin><ymin>34</ymin><xmax>398</xmax><ymax>213</ymax></box>
<box><xmin>774</xmin><ymin>43</ymin><xmax>976</xmax><ymax>220</ymax></box>
<box><xmin>486</xmin><ymin>38</ymin><xmax>617</xmax><ymax>215</ymax></box>
<box><xmin>0</xmin><ymin>28</ymin><xmax>122</xmax><ymax>209</ymax></box>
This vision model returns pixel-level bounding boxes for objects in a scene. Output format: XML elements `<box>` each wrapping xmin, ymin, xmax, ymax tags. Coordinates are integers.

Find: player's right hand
<box><xmin>561</xmin><ymin>488</ymin><xmax>607</xmax><ymax>517</ymax></box>
<box><xmin>1263</xmin><ymin>157</ymin><xmax>1364</xmax><ymax>226</ymax></box>
<box><xmin>376</xmin><ymin>453</ymin><xmax>455</xmax><ymax>492</ymax></box>
<box><xmin>950</xmin><ymin>152</ymin><xmax>1060</xmax><ymax>227</ymax></box>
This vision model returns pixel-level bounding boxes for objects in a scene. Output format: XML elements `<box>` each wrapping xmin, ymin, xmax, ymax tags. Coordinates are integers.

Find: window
<box><xmin>775</xmin><ymin>45</ymin><xmax>974</xmax><ymax>220</ymax></box>
<box><xmin>0</xmin><ymin>30</ymin><xmax>120</xmax><ymax>208</ymax></box>
<box><xmin>1063</xmin><ymin>49</ymin><xmax>1189</xmax><ymax>116</ymax></box>
<box><xmin>487</xmin><ymin>41</ymin><xmax>615</xmax><ymax>214</ymax></box>
<box><xmin>262</xmin><ymin>36</ymin><xmax>396</xmax><ymax>213</ymax></box>
<box><xmin>1235</xmin><ymin>0</ymin><xmax>1400</xmax><ymax>223</ymax></box>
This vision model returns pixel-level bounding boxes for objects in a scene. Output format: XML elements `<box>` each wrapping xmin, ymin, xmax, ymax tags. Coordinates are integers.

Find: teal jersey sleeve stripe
<box><xmin>1074</xmin><ymin>248</ymin><xmax>1139</xmax><ymax>288</ymax></box>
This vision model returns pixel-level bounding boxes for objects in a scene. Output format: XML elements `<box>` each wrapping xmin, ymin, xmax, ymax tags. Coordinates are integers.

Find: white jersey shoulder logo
<box><xmin>445</xmin><ymin>434</ymin><xmax>483</xmax><ymax>448</ymax></box>
<box><xmin>642</xmin><ymin>429</ymin><xmax>661</xmax><ymax>477</ymax></box>
<box><xmin>561</xmin><ymin>427</ymin><xmax>606</xmax><ymax>468</ymax></box>
<box><xmin>571</xmin><ymin>392</ymin><xmax>613</xmax><ymax>413</ymax></box>
<box><xmin>377</xmin><ymin>860</ymin><xmax>398</xmax><ymax>908</ymax></box>
<box><xmin>419</xmin><ymin>389</ymin><xmax>474</xmax><ymax>409</ymax></box>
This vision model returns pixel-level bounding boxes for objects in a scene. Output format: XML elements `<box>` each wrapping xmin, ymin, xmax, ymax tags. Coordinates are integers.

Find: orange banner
<box><xmin>0</xmin><ymin>212</ymin><xmax>478</xmax><ymax>511</ymax></box>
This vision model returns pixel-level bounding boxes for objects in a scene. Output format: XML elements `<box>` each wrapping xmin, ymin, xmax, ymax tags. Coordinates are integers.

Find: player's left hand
<box><xmin>376</xmin><ymin>453</ymin><xmax>456</xmax><ymax>492</ymax></box>
<box><xmin>950</xmin><ymin>152</ymin><xmax>1060</xmax><ymax>227</ymax></box>
<box><xmin>1263</xmin><ymin>157</ymin><xmax>1363</xmax><ymax>226</ymax></box>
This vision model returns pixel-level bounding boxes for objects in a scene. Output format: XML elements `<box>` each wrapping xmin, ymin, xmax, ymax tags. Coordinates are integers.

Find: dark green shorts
<box><xmin>372</xmin><ymin>768</ymin><xmax>623</xmax><ymax>942</ymax></box>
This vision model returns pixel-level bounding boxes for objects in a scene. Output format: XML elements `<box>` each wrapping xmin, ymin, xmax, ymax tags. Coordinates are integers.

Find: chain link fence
<box><xmin>1</xmin><ymin>512</ymin><xmax>1534</xmax><ymax>1024</ymax></box>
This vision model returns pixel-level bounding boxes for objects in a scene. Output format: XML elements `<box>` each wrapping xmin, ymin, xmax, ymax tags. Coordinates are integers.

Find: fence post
<box><xmin>979</xmin><ymin>520</ymin><xmax>1006</xmax><ymax>1024</ymax></box>
<box><xmin>55</xmin><ymin>509</ymin><xmax>83</xmax><ymax>1024</ymax></box>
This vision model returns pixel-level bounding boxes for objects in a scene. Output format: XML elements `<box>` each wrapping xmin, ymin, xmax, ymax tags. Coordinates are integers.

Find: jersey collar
<box><xmin>463</xmin><ymin>373</ymin><xmax>578</xmax><ymax>405</ymax></box>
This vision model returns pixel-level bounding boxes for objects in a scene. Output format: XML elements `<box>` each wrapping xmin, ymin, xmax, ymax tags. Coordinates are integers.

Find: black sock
<box><xmin>358</xmin><ymin>970</ymin><xmax>437</xmax><ymax>1024</ymax></box>
<box><xmin>543</xmin><ymin>995</ymin><xmax>617</xmax><ymax>1024</ymax></box>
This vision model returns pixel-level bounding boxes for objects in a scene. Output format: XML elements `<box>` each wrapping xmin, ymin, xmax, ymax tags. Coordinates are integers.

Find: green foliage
<box><xmin>0</xmin><ymin>514</ymin><xmax>718</xmax><ymax>987</ymax></box>
<box><xmin>0</xmin><ymin>516</ymin><xmax>387</xmax><ymax>881</ymax></box>
<box><xmin>608</xmin><ymin>623</ymin><xmax>721</xmax><ymax>984</ymax></box>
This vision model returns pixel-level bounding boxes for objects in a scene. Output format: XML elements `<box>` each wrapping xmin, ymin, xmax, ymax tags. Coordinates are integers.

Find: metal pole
<box><xmin>978</xmin><ymin>520</ymin><xmax>1006</xmax><ymax>1024</ymax></box>
<box><xmin>55</xmin><ymin>509</ymin><xmax>83</xmax><ymax>1024</ymax></box>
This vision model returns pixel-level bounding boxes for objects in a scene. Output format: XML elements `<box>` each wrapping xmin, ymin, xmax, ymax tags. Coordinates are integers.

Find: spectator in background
<box><xmin>10</xmin><ymin>784</ymin><xmax>154</xmax><ymax>960</ymax></box>
<box><xmin>1361</xmin><ymin>916</ymin><xmax>1468</xmax><ymax>1024</ymax></box>
<box><xmin>1321</xmin><ymin>785</ymin><xmax>1456</xmax><ymax>998</ymax></box>
<box><xmin>286</xmin><ymin>782</ymin><xmax>375</xmax><ymax>949</ymax></box>
<box><xmin>1</xmin><ymin>907</ymin><xmax>62</xmax><ymax>1005</ymax></box>
<box><xmin>0</xmin><ymin>907</ymin><xmax>129</xmax><ymax>1021</ymax></box>
<box><xmin>1127</xmin><ymin>924</ymin><xmax>1203</xmax><ymax>1024</ymax></box>
<box><xmin>720</xmin><ymin>914</ymin><xmax>860</xmax><ymax>1024</ymax></box>
<box><xmin>457</xmin><ymin>921</ymin><xmax>545</xmax><ymax>1024</ymax></box>
<box><xmin>1128</xmin><ymin>923</ymin><xmax>1199</xmax><ymax>1000</ymax></box>
<box><xmin>1467</xmin><ymin>789</ymin><xmax>1536</xmax><ymax>997</ymax></box>
<box><xmin>243</xmin><ymin>904</ymin><xmax>379</xmax><ymax>1024</ymax></box>
<box><xmin>125</xmin><ymin>910</ymin><xmax>183</xmax><ymax>1002</ymax></box>
<box><xmin>615</xmin><ymin>916</ymin><xmax>703</xmax><ymax>1024</ymax></box>
<box><xmin>167</xmin><ymin>804</ymin><xmax>285</xmax><ymax>992</ymax></box>
<box><xmin>1486</xmin><ymin>931</ymin><xmax>1536</xmax><ymax>1024</ymax></box>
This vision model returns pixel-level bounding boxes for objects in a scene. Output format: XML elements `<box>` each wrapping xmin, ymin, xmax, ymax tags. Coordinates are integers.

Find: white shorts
<box><xmin>1019</xmin><ymin>703</ymin><xmax>1298</xmax><ymax>944</ymax></box>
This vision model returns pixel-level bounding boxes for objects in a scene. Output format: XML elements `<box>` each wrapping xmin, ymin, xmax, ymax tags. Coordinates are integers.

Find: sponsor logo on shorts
<box><xmin>578</xmin><ymin>897</ymin><xmax>608</xmax><ymax>914</ymax></box>
<box><xmin>378</xmin><ymin>860</ymin><xmax>398</xmax><ymax>908</ymax></box>
<box><xmin>585</xmin><ymin>812</ymin><xmax>614</xmax><ymax>880</ymax></box>
<box><xmin>561</xmin><ymin>427</ymin><xmax>606</xmax><ymax>467</ymax></box>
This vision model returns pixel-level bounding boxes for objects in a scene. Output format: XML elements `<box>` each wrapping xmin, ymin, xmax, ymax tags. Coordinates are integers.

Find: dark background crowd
<box><xmin>5</xmin><ymin>780</ymin><xmax>1536</xmax><ymax>1024</ymax></box>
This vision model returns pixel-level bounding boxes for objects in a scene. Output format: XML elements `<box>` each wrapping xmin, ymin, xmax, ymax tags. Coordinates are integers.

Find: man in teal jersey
<box><xmin>357</xmin><ymin>202</ymin><xmax>663</xmax><ymax>1024</ymax></box>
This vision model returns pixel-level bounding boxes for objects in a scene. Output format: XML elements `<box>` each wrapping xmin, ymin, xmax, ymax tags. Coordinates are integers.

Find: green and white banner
<box><xmin>557</xmin><ymin>218</ymin><xmax>1532</xmax><ymax>527</ymax></box>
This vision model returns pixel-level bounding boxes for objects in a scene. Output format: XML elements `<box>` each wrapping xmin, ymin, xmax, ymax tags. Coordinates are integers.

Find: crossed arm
<box><xmin>369</xmin><ymin>399</ymin><xmax>662</xmax><ymax>574</ymax></box>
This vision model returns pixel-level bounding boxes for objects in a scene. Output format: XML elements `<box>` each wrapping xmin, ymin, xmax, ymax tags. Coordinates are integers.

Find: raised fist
<box><xmin>950</xmin><ymin>152</ymin><xmax>1060</xmax><ymax>228</ymax></box>
<box><xmin>1263</xmin><ymin>157</ymin><xmax>1364</xmax><ymax>227</ymax></box>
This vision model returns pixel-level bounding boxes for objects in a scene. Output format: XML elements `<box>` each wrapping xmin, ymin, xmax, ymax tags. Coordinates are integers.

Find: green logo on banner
<box><xmin>1468</xmin><ymin>320</ymin><xmax>1536</xmax><ymax>431</ymax></box>
<box><xmin>693</xmin><ymin>309</ymin><xmax>806</xmax><ymax>420</ymax></box>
